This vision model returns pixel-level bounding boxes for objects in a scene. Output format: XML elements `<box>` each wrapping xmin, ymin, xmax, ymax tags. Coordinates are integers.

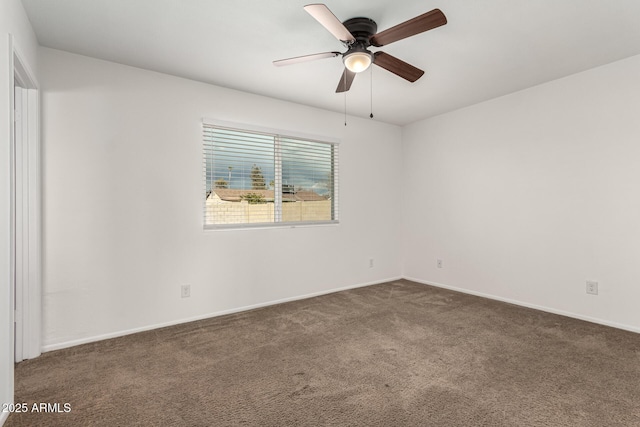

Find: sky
<box><xmin>205</xmin><ymin>129</ymin><xmax>334</xmax><ymax>196</ymax></box>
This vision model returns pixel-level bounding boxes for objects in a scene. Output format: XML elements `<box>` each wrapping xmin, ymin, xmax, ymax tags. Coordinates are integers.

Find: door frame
<box><xmin>10</xmin><ymin>35</ymin><xmax>41</xmax><ymax>362</ymax></box>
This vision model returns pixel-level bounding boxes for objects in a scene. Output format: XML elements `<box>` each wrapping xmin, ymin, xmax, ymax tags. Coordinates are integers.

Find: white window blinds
<box><xmin>203</xmin><ymin>121</ymin><xmax>339</xmax><ymax>229</ymax></box>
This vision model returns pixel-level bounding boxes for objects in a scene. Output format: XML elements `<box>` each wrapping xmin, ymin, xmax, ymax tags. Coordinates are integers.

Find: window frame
<box><xmin>203</xmin><ymin>118</ymin><xmax>340</xmax><ymax>230</ymax></box>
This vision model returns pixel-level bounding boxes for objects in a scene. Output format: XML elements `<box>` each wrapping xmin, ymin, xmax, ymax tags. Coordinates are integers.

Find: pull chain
<box><xmin>344</xmin><ymin>71</ymin><xmax>347</xmax><ymax>126</ymax></box>
<box><xmin>370</xmin><ymin>65</ymin><xmax>374</xmax><ymax>119</ymax></box>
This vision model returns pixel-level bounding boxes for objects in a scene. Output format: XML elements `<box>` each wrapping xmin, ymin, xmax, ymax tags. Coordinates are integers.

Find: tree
<box><xmin>214</xmin><ymin>178</ymin><xmax>228</xmax><ymax>189</ymax></box>
<box><xmin>250</xmin><ymin>164</ymin><xmax>266</xmax><ymax>189</ymax></box>
<box><xmin>241</xmin><ymin>192</ymin><xmax>266</xmax><ymax>204</ymax></box>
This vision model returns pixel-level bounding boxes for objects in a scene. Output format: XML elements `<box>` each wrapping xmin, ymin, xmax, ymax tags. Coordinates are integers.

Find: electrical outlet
<box><xmin>369</xmin><ymin>258</ymin><xmax>374</xmax><ymax>268</ymax></box>
<box><xmin>181</xmin><ymin>284</ymin><xmax>191</xmax><ymax>298</ymax></box>
<box><xmin>586</xmin><ymin>281</ymin><xmax>598</xmax><ymax>295</ymax></box>
<box><xmin>437</xmin><ymin>259</ymin><xmax>443</xmax><ymax>269</ymax></box>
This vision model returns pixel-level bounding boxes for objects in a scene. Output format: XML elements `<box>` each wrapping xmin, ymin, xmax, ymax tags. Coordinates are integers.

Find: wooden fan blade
<box><xmin>273</xmin><ymin>52</ymin><xmax>340</xmax><ymax>67</ymax></box>
<box><xmin>373</xmin><ymin>52</ymin><xmax>424</xmax><ymax>82</ymax></box>
<box><xmin>304</xmin><ymin>4</ymin><xmax>355</xmax><ymax>43</ymax></box>
<box><xmin>370</xmin><ymin>9</ymin><xmax>446</xmax><ymax>47</ymax></box>
<box><xmin>335</xmin><ymin>68</ymin><xmax>356</xmax><ymax>93</ymax></box>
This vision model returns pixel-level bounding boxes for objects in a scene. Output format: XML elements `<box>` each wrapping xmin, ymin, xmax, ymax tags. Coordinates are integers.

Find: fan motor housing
<box><xmin>343</xmin><ymin>17</ymin><xmax>377</xmax><ymax>44</ymax></box>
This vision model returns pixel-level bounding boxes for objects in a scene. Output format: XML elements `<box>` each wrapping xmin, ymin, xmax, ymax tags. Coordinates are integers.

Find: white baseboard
<box><xmin>1</xmin><ymin>410</ymin><xmax>9</xmax><ymax>426</ymax></box>
<box><xmin>42</xmin><ymin>276</ymin><xmax>403</xmax><ymax>352</ymax></box>
<box><xmin>405</xmin><ymin>276</ymin><xmax>640</xmax><ymax>334</ymax></box>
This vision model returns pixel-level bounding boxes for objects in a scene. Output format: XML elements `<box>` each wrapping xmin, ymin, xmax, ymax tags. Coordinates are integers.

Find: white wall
<box><xmin>40</xmin><ymin>48</ymin><xmax>402</xmax><ymax>350</ymax></box>
<box><xmin>0</xmin><ymin>0</ymin><xmax>39</xmax><ymax>421</ymax></box>
<box><xmin>402</xmin><ymin>54</ymin><xmax>640</xmax><ymax>332</ymax></box>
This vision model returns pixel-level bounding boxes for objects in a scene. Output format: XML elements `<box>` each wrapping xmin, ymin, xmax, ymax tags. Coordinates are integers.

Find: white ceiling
<box><xmin>21</xmin><ymin>0</ymin><xmax>640</xmax><ymax>126</ymax></box>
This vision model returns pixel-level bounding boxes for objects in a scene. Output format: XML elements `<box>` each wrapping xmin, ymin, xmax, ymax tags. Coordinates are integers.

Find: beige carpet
<box><xmin>6</xmin><ymin>279</ymin><xmax>640</xmax><ymax>426</ymax></box>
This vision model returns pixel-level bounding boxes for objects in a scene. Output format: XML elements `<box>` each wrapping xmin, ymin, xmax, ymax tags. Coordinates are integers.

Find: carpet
<box><xmin>6</xmin><ymin>279</ymin><xmax>640</xmax><ymax>426</ymax></box>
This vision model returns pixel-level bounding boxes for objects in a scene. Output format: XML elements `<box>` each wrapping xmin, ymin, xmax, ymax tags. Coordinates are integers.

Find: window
<box><xmin>203</xmin><ymin>120</ymin><xmax>339</xmax><ymax>229</ymax></box>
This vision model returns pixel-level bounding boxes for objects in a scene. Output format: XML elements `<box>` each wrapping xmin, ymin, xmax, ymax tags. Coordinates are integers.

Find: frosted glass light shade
<box><xmin>343</xmin><ymin>51</ymin><xmax>372</xmax><ymax>73</ymax></box>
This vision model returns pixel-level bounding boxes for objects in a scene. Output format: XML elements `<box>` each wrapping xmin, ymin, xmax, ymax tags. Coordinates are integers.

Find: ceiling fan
<box><xmin>273</xmin><ymin>4</ymin><xmax>447</xmax><ymax>93</ymax></box>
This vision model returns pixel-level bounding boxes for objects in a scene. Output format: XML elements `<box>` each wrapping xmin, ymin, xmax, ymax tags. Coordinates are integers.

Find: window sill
<box><xmin>204</xmin><ymin>220</ymin><xmax>339</xmax><ymax>232</ymax></box>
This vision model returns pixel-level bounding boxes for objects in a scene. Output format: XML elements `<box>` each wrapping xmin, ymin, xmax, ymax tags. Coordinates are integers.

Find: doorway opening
<box><xmin>11</xmin><ymin>36</ymin><xmax>41</xmax><ymax>362</ymax></box>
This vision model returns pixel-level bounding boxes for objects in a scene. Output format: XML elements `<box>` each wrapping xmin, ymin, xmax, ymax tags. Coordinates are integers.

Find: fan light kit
<box><xmin>273</xmin><ymin>4</ymin><xmax>447</xmax><ymax>93</ymax></box>
<box><xmin>343</xmin><ymin>48</ymin><xmax>372</xmax><ymax>73</ymax></box>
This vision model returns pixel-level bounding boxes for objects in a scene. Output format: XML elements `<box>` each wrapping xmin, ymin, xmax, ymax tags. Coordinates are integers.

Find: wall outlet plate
<box><xmin>586</xmin><ymin>281</ymin><xmax>598</xmax><ymax>295</ymax></box>
<box><xmin>181</xmin><ymin>284</ymin><xmax>191</xmax><ymax>298</ymax></box>
<box><xmin>437</xmin><ymin>259</ymin><xmax>443</xmax><ymax>269</ymax></box>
